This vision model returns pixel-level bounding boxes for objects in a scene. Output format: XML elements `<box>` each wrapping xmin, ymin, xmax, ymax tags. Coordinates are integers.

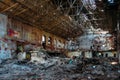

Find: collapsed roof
<box><xmin>0</xmin><ymin>0</ymin><xmax>119</xmax><ymax>39</ymax></box>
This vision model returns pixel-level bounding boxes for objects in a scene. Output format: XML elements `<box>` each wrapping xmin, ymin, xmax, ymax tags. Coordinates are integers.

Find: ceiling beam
<box><xmin>1</xmin><ymin>3</ymin><xmax>19</xmax><ymax>13</ymax></box>
<box><xmin>15</xmin><ymin>9</ymin><xmax>28</xmax><ymax>15</ymax></box>
<box><xmin>13</xmin><ymin>0</ymin><xmax>37</xmax><ymax>14</ymax></box>
<box><xmin>0</xmin><ymin>1</ymin><xmax>10</xmax><ymax>7</ymax></box>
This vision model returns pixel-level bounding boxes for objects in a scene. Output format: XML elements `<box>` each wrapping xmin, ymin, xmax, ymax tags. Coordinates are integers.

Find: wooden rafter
<box><xmin>1</xmin><ymin>3</ymin><xmax>18</xmax><ymax>13</ymax></box>
<box><xmin>15</xmin><ymin>9</ymin><xmax>28</xmax><ymax>15</ymax></box>
<box><xmin>0</xmin><ymin>0</ymin><xmax>9</xmax><ymax>7</ymax></box>
<box><xmin>0</xmin><ymin>0</ymin><xmax>85</xmax><ymax>39</ymax></box>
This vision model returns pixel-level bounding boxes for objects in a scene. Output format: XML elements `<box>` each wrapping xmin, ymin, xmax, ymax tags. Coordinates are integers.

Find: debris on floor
<box><xmin>0</xmin><ymin>56</ymin><xmax>119</xmax><ymax>80</ymax></box>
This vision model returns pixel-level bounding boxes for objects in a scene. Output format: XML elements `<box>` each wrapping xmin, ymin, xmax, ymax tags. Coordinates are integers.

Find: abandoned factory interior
<box><xmin>0</xmin><ymin>0</ymin><xmax>120</xmax><ymax>80</ymax></box>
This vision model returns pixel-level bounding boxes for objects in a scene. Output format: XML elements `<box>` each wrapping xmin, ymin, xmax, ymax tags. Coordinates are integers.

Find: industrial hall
<box><xmin>0</xmin><ymin>0</ymin><xmax>120</xmax><ymax>80</ymax></box>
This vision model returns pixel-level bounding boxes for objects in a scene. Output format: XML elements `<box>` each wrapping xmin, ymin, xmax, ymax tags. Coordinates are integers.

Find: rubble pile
<box><xmin>79</xmin><ymin>58</ymin><xmax>120</xmax><ymax>80</ymax></box>
<box><xmin>0</xmin><ymin>56</ymin><xmax>119</xmax><ymax>80</ymax></box>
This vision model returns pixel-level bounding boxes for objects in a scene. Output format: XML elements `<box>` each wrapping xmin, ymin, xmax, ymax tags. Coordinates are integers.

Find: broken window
<box><xmin>105</xmin><ymin>53</ymin><xmax>108</xmax><ymax>57</ymax></box>
<box><xmin>42</xmin><ymin>35</ymin><xmax>46</xmax><ymax>43</ymax></box>
<box><xmin>114</xmin><ymin>54</ymin><xmax>116</xmax><ymax>57</ymax></box>
<box><xmin>48</xmin><ymin>37</ymin><xmax>52</xmax><ymax>45</ymax></box>
<box><xmin>42</xmin><ymin>35</ymin><xmax>46</xmax><ymax>49</ymax></box>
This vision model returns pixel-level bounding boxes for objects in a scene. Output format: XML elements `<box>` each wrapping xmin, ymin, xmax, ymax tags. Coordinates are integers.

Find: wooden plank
<box><xmin>1</xmin><ymin>3</ymin><xmax>18</xmax><ymax>13</ymax></box>
<box><xmin>0</xmin><ymin>0</ymin><xmax>10</xmax><ymax>7</ymax></box>
<box><xmin>15</xmin><ymin>9</ymin><xmax>28</xmax><ymax>15</ymax></box>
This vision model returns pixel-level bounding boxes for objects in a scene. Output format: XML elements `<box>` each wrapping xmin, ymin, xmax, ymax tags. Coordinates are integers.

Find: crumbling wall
<box><xmin>0</xmin><ymin>14</ymin><xmax>7</xmax><ymax>38</ymax></box>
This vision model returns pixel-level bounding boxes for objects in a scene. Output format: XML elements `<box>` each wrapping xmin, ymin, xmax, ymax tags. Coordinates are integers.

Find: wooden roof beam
<box><xmin>1</xmin><ymin>3</ymin><xmax>19</xmax><ymax>13</ymax></box>
<box><xmin>0</xmin><ymin>1</ymin><xmax>10</xmax><ymax>7</ymax></box>
<box><xmin>13</xmin><ymin>15</ymin><xmax>44</xmax><ymax>30</ymax></box>
<box><xmin>15</xmin><ymin>9</ymin><xmax>28</xmax><ymax>15</ymax></box>
<box><xmin>13</xmin><ymin>0</ymin><xmax>38</xmax><ymax>15</ymax></box>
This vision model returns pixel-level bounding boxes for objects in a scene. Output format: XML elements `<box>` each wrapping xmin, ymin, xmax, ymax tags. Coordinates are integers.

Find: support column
<box><xmin>118</xmin><ymin>12</ymin><xmax>120</xmax><ymax>63</ymax></box>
